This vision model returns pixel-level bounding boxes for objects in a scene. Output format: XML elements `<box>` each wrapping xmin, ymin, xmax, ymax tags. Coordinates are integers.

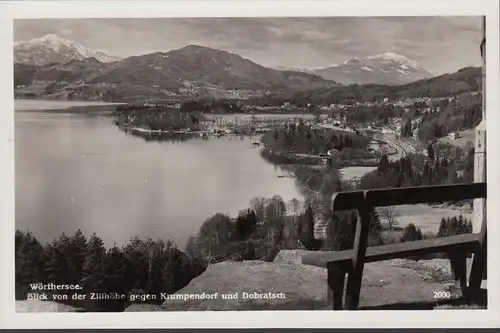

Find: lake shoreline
<box><xmin>15</xmin><ymin>104</ymin><xmax>305</xmax><ymax>249</ymax></box>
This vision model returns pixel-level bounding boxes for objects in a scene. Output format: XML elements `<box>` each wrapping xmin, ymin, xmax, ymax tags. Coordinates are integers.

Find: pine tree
<box><xmin>122</xmin><ymin>237</ymin><xmax>149</xmax><ymax>291</ymax></box>
<box><xmin>45</xmin><ymin>234</ymin><xmax>71</xmax><ymax>285</ymax></box>
<box><xmin>80</xmin><ymin>233</ymin><xmax>106</xmax><ymax>310</ymax></box>
<box><xmin>378</xmin><ymin>155</ymin><xmax>389</xmax><ymax>175</ymax></box>
<box><xmin>299</xmin><ymin>205</ymin><xmax>318</xmax><ymax>250</ymax></box>
<box><xmin>330</xmin><ymin>212</ymin><xmax>357</xmax><ymax>251</ymax></box>
<box><xmin>427</xmin><ymin>143</ymin><xmax>435</xmax><ymax>161</ymax></box>
<box><xmin>65</xmin><ymin>229</ymin><xmax>87</xmax><ymax>285</ymax></box>
<box><xmin>101</xmin><ymin>246</ymin><xmax>131</xmax><ymax>311</ymax></box>
<box><xmin>234</xmin><ymin>209</ymin><xmax>257</xmax><ymax>240</ymax></box>
<box><xmin>437</xmin><ymin>216</ymin><xmax>472</xmax><ymax>238</ymax></box>
<box><xmin>330</xmin><ymin>132</ymin><xmax>337</xmax><ymax>144</ymax></box>
<box><xmin>15</xmin><ymin>230</ymin><xmax>46</xmax><ymax>299</ymax></box>
<box><xmin>368</xmin><ymin>208</ymin><xmax>383</xmax><ymax>246</ymax></box>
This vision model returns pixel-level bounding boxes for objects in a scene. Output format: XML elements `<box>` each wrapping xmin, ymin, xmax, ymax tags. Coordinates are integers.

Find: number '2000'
<box><xmin>433</xmin><ymin>291</ymin><xmax>451</xmax><ymax>299</ymax></box>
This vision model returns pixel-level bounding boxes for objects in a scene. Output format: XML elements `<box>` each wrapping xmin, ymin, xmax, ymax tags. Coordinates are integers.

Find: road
<box><xmin>293</xmin><ymin>132</ymin><xmax>414</xmax><ymax>164</ymax></box>
<box><xmin>318</xmin><ymin>124</ymin><xmax>356</xmax><ymax>133</ymax></box>
<box><xmin>376</xmin><ymin>134</ymin><xmax>416</xmax><ymax>161</ymax></box>
<box><xmin>318</xmin><ymin>124</ymin><xmax>416</xmax><ymax>161</ymax></box>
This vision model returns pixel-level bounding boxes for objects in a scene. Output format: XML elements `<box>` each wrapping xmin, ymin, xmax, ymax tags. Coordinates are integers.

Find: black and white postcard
<box><xmin>1</xmin><ymin>0</ymin><xmax>499</xmax><ymax>329</ymax></box>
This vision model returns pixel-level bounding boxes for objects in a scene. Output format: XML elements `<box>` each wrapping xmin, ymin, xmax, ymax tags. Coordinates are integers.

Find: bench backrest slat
<box><xmin>333</xmin><ymin>182</ymin><xmax>486</xmax><ymax>210</ymax></box>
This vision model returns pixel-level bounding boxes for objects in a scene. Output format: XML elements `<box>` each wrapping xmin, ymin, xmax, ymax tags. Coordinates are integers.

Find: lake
<box><xmin>15</xmin><ymin>99</ymin><xmax>124</xmax><ymax>111</ymax></box>
<box><xmin>15</xmin><ymin>102</ymin><xmax>306</xmax><ymax>249</ymax></box>
<box><xmin>15</xmin><ymin>100</ymin><xmax>377</xmax><ymax>249</ymax></box>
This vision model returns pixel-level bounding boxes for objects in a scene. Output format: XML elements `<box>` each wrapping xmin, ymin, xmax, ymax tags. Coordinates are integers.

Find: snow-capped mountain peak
<box><xmin>311</xmin><ymin>52</ymin><xmax>433</xmax><ymax>85</ymax></box>
<box><xmin>14</xmin><ymin>34</ymin><xmax>122</xmax><ymax>66</ymax></box>
<box><xmin>367</xmin><ymin>52</ymin><xmax>424</xmax><ymax>71</ymax></box>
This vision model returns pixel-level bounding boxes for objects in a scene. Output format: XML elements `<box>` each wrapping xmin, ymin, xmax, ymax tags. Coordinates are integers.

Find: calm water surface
<box><xmin>15</xmin><ymin>102</ymin><xmax>303</xmax><ymax>248</ymax></box>
<box><xmin>15</xmin><ymin>99</ymin><xmax>123</xmax><ymax>110</ymax></box>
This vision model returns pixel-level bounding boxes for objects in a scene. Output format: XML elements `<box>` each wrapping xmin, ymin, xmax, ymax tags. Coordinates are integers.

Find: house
<box><xmin>327</xmin><ymin>149</ymin><xmax>340</xmax><ymax>157</ymax></box>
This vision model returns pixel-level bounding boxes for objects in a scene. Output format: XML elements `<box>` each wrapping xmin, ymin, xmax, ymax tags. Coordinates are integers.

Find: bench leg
<box><xmin>327</xmin><ymin>265</ymin><xmax>346</xmax><ymax>310</ymax></box>
<box><xmin>343</xmin><ymin>206</ymin><xmax>371</xmax><ymax>310</ymax></box>
<box><xmin>344</xmin><ymin>269</ymin><xmax>364</xmax><ymax>310</ymax></box>
<box><xmin>449</xmin><ymin>251</ymin><xmax>467</xmax><ymax>288</ymax></box>
<box><xmin>469</xmin><ymin>233</ymin><xmax>487</xmax><ymax>290</ymax></box>
<box><xmin>469</xmin><ymin>252</ymin><xmax>486</xmax><ymax>289</ymax></box>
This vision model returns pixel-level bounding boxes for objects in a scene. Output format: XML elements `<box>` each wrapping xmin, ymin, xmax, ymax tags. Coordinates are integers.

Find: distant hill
<box><xmin>246</xmin><ymin>66</ymin><xmax>482</xmax><ymax>106</ymax></box>
<box><xmin>14</xmin><ymin>34</ymin><xmax>122</xmax><ymax>66</ymax></box>
<box><xmin>14</xmin><ymin>44</ymin><xmax>339</xmax><ymax>101</ymax></box>
<box><xmin>311</xmin><ymin>52</ymin><xmax>434</xmax><ymax>85</ymax></box>
<box><xmin>89</xmin><ymin>45</ymin><xmax>337</xmax><ymax>92</ymax></box>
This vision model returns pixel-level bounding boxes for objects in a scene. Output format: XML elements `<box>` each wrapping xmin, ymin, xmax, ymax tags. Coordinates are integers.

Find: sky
<box><xmin>14</xmin><ymin>16</ymin><xmax>483</xmax><ymax>75</ymax></box>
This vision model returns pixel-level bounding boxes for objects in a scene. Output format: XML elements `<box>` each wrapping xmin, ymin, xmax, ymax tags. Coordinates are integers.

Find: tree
<box><xmin>64</xmin><ymin>229</ymin><xmax>87</xmax><ymax>285</ymax></box>
<box><xmin>400</xmin><ymin>223</ymin><xmax>423</xmax><ymax>242</ymax></box>
<box><xmin>287</xmin><ymin>198</ymin><xmax>302</xmax><ymax>216</ymax></box>
<box><xmin>264</xmin><ymin>195</ymin><xmax>287</xmax><ymax>221</ymax></box>
<box><xmin>100</xmin><ymin>246</ymin><xmax>132</xmax><ymax>311</ymax></box>
<box><xmin>282</xmin><ymin>215</ymin><xmax>300</xmax><ymax>249</ymax></box>
<box><xmin>45</xmin><ymin>234</ymin><xmax>72</xmax><ymax>286</ymax></box>
<box><xmin>122</xmin><ymin>237</ymin><xmax>149</xmax><ymax>292</ymax></box>
<box><xmin>197</xmin><ymin>213</ymin><xmax>234</xmax><ymax>259</ymax></box>
<box><xmin>263</xmin><ymin>196</ymin><xmax>287</xmax><ymax>246</ymax></box>
<box><xmin>378</xmin><ymin>154</ymin><xmax>390</xmax><ymax>175</ymax></box>
<box><xmin>234</xmin><ymin>209</ymin><xmax>257</xmax><ymax>240</ymax></box>
<box><xmin>427</xmin><ymin>143</ymin><xmax>435</xmax><ymax>161</ymax></box>
<box><xmin>249</xmin><ymin>196</ymin><xmax>267</xmax><ymax>223</ymax></box>
<box><xmin>418</xmin><ymin>121</ymin><xmax>433</xmax><ymax>142</ymax></box>
<box><xmin>330</xmin><ymin>132</ymin><xmax>337</xmax><ymax>144</ymax></box>
<box><xmin>437</xmin><ymin>215</ymin><xmax>472</xmax><ymax>237</ymax></box>
<box><xmin>368</xmin><ymin>208</ymin><xmax>383</xmax><ymax>245</ymax></box>
<box><xmin>379</xmin><ymin>206</ymin><xmax>400</xmax><ymax>231</ymax></box>
<box><xmin>328</xmin><ymin>211</ymin><xmax>357</xmax><ymax>251</ymax></box>
<box><xmin>184</xmin><ymin>236</ymin><xmax>200</xmax><ymax>259</ymax></box>
<box><xmin>15</xmin><ymin>230</ymin><xmax>46</xmax><ymax>299</ymax></box>
<box><xmin>401</xmin><ymin>120</ymin><xmax>412</xmax><ymax>138</ymax></box>
<box><xmin>80</xmin><ymin>233</ymin><xmax>107</xmax><ymax>311</ymax></box>
<box><xmin>299</xmin><ymin>205</ymin><xmax>320</xmax><ymax>250</ymax></box>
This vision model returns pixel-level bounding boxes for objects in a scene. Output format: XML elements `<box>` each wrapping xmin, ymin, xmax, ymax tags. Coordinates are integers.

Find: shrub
<box><xmin>400</xmin><ymin>224</ymin><xmax>423</xmax><ymax>243</ymax></box>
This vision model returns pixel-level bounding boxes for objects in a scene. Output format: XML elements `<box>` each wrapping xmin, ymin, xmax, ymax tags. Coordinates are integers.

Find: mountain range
<box><xmin>273</xmin><ymin>53</ymin><xmax>433</xmax><ymax>86</ymax></box>
<box><xmin>250</xmin><ymin>66</ymin><xmax>482</xmax><ymax>107</ymax></box>
<box><xmin>14</xmin><ymin>37</ymin><xmax>338</xmax><ymax>101</ymax></box>
<box><xmin>311</xmin><ymin>52</ymin><xmax>434</xmax><ymax>85</ymax></box>
<box><xmin>14</xmin><ymin>34</ymin><xmax>478</xmax><ymax>103</ymax></box>
<box><xmin>14</xmin><ymin>34</ymin><xmax>122</xmax><ymax>66</ymax></box>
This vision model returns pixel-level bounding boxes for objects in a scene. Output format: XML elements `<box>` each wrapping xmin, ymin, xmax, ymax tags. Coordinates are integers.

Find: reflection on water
<box><xmin>121</xmin><ymin>128</ymin><xmax>202</xmax><ymax>143</ymax></box>
<box><xmin>14</xmin><ymin>99</ymin><xmax>121</xmax><ymax>111</ymax></box>
<box><xmin>15</xmin><ymin>109</ymin><xmax>303</xmax><ymax>249</ymax></box>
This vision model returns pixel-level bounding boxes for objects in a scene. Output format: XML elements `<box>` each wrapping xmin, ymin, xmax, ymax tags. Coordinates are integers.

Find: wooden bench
<box><xmin>301</xmin><ymin>182</ymin><xmax>487</xmax><ymax>310</ymax></box>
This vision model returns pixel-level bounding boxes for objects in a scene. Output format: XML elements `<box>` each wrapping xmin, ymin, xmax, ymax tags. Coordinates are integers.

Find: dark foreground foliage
<box><xmin>15</xmin><ymin>231</ymin><xmax>206</xmax><ymax>312</ymax></box>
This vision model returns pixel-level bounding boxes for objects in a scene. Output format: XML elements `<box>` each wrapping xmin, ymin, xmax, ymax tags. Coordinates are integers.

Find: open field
<box><xmin>340</xmin><ymin>166</ymin><xmax>377</xmax><ymax>180</ymax></box>
<box><xmin>438</xmin><ymin>129</ymin><xmax>475</xmax><ymax>148</ymax></box>
<box><xmin>381</xmin><ymin>203</ymin><xmax>473</xmax><ymax>234</ymax></box>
